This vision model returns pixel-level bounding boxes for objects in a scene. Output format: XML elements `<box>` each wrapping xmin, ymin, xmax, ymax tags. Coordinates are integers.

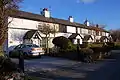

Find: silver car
<box><xmin>9</xmin><ymin>44</ymin><xmax>45</xmax><ymax>57</ymax></box>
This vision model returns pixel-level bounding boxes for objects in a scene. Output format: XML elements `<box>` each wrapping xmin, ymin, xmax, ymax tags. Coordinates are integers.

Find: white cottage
<box><xmin>4</xmin><ymin>8</ymin><xmax>111</xmax><ymax>53</ymax></box>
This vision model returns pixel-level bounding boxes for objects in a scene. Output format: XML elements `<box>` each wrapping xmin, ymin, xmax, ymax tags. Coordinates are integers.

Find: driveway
<box><xmin>11</xmin><ymin>50</ymin><xmax>120</xmax><ymax>80</ymax></box>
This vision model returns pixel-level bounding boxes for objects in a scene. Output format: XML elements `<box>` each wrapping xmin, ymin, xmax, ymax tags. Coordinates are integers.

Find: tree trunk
<box><xmin>0</xmin><ymin>45</ymin><xmax>4</xmax><ymax>56</ymax></box>
<box><xmin>45</xmin><ymin>35</ymin><xmax>49</xmax><ymax>54</ymax></box>
<box><xmin>0</xmin><ymin>38</ymin><xmax>6</xmax><ymax>56</ymax></box>
<box><xmin>46</xmin><ymin>36</ymin><xmax>49</xmax><ymax>54</ymax></box>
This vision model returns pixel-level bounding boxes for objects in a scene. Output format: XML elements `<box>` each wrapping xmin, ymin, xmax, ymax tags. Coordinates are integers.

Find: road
<box><xmin>11</xmin><ymin>50</ymin><xmax>120</xmax><ymax>80</ymax></box>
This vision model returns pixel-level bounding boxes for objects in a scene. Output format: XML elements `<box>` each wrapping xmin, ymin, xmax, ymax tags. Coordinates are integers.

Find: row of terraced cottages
<box><xmin>3</xmin><ymin>8</ymin><xmax>112</xmax><ymax>53</ymax></box>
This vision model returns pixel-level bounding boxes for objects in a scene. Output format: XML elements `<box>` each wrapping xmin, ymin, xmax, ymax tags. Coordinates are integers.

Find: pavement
<box><xmin>11</xmin><ymin>50</ymin><xmax>120</xmax><ymax>80</ymax></box>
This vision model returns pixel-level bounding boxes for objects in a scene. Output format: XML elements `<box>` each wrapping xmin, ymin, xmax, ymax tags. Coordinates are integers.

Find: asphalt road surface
<box><xmin>11</xmin><ymin>50</ymin><xmax>120</xmax><ymax>80</ymax></box>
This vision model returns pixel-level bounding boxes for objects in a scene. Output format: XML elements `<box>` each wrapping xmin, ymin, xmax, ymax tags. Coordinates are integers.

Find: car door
<box><xmin>14</xmin><ymin>44</ymin><xmax>24</xmax><ymax>53</ymax></box>
<box><xmin>20</xmin><ymin>44</ymin><xmax>28</xmax><ymax>54</ymax></box>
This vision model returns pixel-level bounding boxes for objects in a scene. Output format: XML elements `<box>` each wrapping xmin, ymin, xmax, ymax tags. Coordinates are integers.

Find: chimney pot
<box><xmin>96</xmin><ymin>24</ymin><xmax>99</xmax><ymax>27</ymax></box>
<box><xmin>42</xmin><ymin>8</ymin><xmax>50</xmax><ymax>18</ymax></box>
<box><xmin>43</xmin><ymin>8</ymin><xmax>48</xmax><ymax>11</ymax></box>
<box><xmin>69</xmin><ymin>16</ymin><xmax>72</xmax><ymax>18</ymax></box>
<box><xmin>68</xmin><ymin>16</ymin><xmax>74</xmax><ymax>22</ymax></box>
<box><xmin>84</xmin><ymin>19</ymin><xmax>90</xmax><ymax>26</ymax></box>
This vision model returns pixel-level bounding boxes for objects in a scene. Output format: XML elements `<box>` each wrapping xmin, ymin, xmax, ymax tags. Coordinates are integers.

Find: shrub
<box><xmin>53</xmin><ymin>36</ymin><xmax>77</xmax><ymax>52</ymax></box>
<box><xmin>78</xmin><ymin>48</ymin><xmax>94</xmax><ymax>62</ymax></box>
<box><xmin>59</xmin><ymin>42</ymin><xmax>77</xmax><ymax>53</ymax></box>
<box><xmin>90</xmin><ymin>45</ymin><xmax>113</xmax><ymax>60</ymax></box>
<box><xmin>114</xmin><ymin>42</ymin><xmax>120</xmax><ymax>50</ymax></box>
<box><xmin>66</xmin><ymin>41</ymin><xmax>77</xmax><ymax>51</ymax></box>
<box><xmin>89</xmin><ymin>42</ymin><xmax>113</xmax><ymax>54</ymax></box>
<box><xmin>80</xmin><ymin>48</ymin><xmax>94</xmax><ymax>55</ymax></box>
<box><xmin>80</xmin><ymin>43</ymin><xmax>88</xmax><ymax>48</ymax></box>
<box><xmin>90</xmin><ymin>47</ymin><xmax>102</xmax><ymax>53</ymax></box>
<box><xmin>52</xmin><ymin>36</ymin><xmax>70</xmax><ymax>49</ymax></box>
<box><xmin>106</xmin><ymin>42</ymin><xmax>114</xmax><ymax>47</ymax></box>
<box><xmin>88</xmin><ymin>43</ymin><xmax>103</xmax><ymax>48</ymax></box>
<box><xmin>0</xmin><ymin>56</ymin><xmax>19</xmax><ymax>80</ymax></box>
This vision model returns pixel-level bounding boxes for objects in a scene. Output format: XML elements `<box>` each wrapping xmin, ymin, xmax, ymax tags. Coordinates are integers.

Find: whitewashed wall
<box><xmin>38</xmin><ymin>22</ymin><xmax>59</xmax><ymax>32</ymax></box>
<box><xmin>7</xmin><ymin>17</ymin><xmax>110</xmax><ymax>51</ymax></box>
<box><xmin>8</xmin><ymin>17</ymin><xmax>59</xmax><ymax>30</ymax></box>
<box><xmin>8</xmin><ymin>17</ymin><xmax>38</xmax><ymax>29</ymax></box>
<box><xmin>106</xmin><ymin>32</ymin><xmax>109</xmax><ymax>37</ymax></box>
<box><xmin>8</xmin><ymin>28</ymin><xmax>29</xmax><ymax>51</ymax></box>
<box><xmin>95</xmin><ymin>36</ymin><xmax>101</xmax><ymax>41</ymax></box>
<box><xmin>81</xmin><ymin>28</ymin><xmax>88</xmax><ymax>34</ymax></box>
<box><xmin>73</xmin><ymin>35</ymin><xmax>82</xmax><ymax>44</ymax></box>
<box><xmin>67</xmin><ymin>26</ymin><xmax>76</xmax><ymax>33</ymax></box>
<box><xmin>102</xmin><ymin>32</ymin><xmax>105</xmax><ymax>36</ymax></box>
<box><xmin>8</xmin><ymin>17</ymin><xmax>38</xmax><ymax>51</ymax></box>
<box><xmin>77</xmin><ymin>28</ymin><xmax>81</xmax><ymax>34</ymax></box>
<box><xmin>55</xmin><ymin>33</ymin><xmax>72</xmax><ymax>38</ymax></box>
<box><xmin>88</xmin><ymin>30</ymin><xmax>92</xmax><ymax>35</ymax></box>
<box><xmin>7</xmin><ymin>17</ymin><xmax>60</xmax><ymax>51</ymax></box>
<box><xmin>99</xmin><ymin>31</ymin><xmax>101</xmax><ymax>36</ymax></box>
<box><xmin>48</xmin><ymin>38</ymin><xmax>54</xmax><ymax>48</ymax></box>
<box><xmin>91</xmin><ymin>30</ymin><xmax>96</xmax><ymax>35</ymax></box>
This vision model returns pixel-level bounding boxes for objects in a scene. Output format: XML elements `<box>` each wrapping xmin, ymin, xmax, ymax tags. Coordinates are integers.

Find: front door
<box><xmin>77</xmin><ymin>39</ymin><xmax>80</xmax><ymax>44</ymax></box>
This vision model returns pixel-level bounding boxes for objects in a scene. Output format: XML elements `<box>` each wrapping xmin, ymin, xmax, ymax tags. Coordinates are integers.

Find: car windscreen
<box><xmin>26</xmin><ymin>44</ymin><xmax>39</xmax><ymax>48</ymax></box>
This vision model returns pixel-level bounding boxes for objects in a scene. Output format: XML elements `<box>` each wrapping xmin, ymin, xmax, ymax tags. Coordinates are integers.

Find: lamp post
<box><xmin>18</xmin><ymin>51</ymin><xmax>24</xmax><ymax>73</ymax></box>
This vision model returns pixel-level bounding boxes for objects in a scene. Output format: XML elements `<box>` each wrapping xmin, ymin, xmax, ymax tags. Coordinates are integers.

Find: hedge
<box><xmin>114</xmin><ymin>42</ymin><xmax>120</xmax><ymax>50</ymax></box>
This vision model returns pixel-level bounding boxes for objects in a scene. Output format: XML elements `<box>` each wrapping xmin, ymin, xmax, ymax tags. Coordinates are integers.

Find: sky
<box><xmin>20</xmin><ymin>0</ymin><xmax>120</xmax><ymax>30</ymax></box>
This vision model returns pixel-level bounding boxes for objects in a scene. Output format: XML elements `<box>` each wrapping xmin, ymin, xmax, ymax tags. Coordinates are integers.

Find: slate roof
<box><xmin>68</xmin><ymin>33</ymin><xmax>83</xmax><ymax>39</ymax></box>
<box><xmin>23</xmin><ymin>30</ymin><xmax>37</xmax><ymax>39</ymax></box>
<box><xmin>89</xmin><ymin>26</ymin><xmax>107</xmax><ymax>32</ymax></box>
<box><xmin>83</xmin><ymin>35</ymin><xmax>93</xmax><ymax>41</ymax></box>
<box><xmin>100</xmin><ymin>36</ymin><xmax>109</xmax><ymax>41</ymax></box>
<box><xmin>9</xmin><ymin>10</ymin><xmax>109</xmax><ymax>32</ymax></box>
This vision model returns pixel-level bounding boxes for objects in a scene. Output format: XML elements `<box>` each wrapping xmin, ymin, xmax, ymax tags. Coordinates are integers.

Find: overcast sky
<box><xmin>20</xmin><ymin>0</ymin><xmax>120</xmax><ymax>30</ymax></box>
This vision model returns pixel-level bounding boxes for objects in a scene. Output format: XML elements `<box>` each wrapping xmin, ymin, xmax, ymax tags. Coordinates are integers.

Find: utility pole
<box><xmin>77</xmin><ymin>40</ymin><xmax>80</xmax><ymax>61</ymax></box>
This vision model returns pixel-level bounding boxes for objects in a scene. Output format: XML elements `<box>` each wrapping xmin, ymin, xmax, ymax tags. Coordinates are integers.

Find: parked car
<box><xmin>9</xmin><ymin>44</ymin><xmax>45</xmax><ymax>58</ymax></box>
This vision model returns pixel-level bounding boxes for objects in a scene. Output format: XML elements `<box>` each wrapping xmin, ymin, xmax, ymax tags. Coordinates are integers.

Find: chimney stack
<box><xmin>41</xmin><ymin>8</ymin><xmax>50</xmax><ymax>18</ymax></box>
<box><xmin>68</xmin><ymin>16</ymin><xmax>74</xmax><ymax>22</ymax></box>
<box><xmin>84</xmin><ymin>19</ymin><xmax>90</xmax><ymax>26</ymax></box>
<box><xmin>96</xmin><ymin>24</ymin><xmax>99</xmax><ymax>27</ymax></box>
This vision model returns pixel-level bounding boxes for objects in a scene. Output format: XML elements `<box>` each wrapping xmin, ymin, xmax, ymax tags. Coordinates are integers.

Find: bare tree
<box><xmin>10</xmin><ymin>31</ymin><xmax>24</xmax><ymax>43</ymax></box>
<box><xmin>38</xmin><ymin>23</ymin><xmax>57</xmax><ymax>53</ymax></box>
<box><xmin>0</xmin><ymin>0</ymin><xmax>22</xmax><ymax>55</ymax></box>
<box><xmin>110</xmin><ymin>29</ymin><xmax>120</xmax><ymax>42</ymax></box>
